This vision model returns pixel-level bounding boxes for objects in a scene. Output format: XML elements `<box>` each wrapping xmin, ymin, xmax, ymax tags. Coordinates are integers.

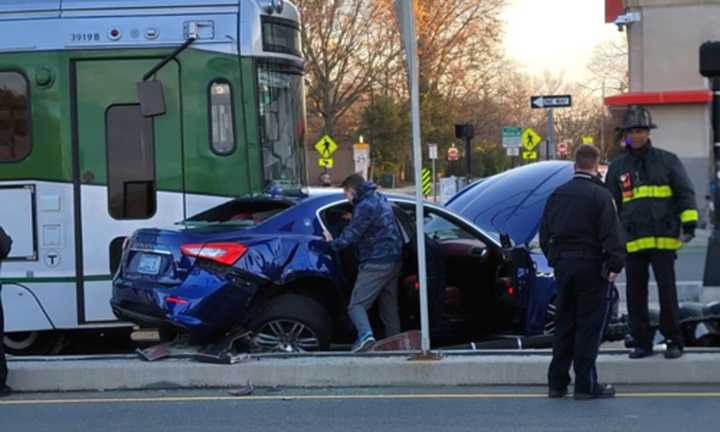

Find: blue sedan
<box><xmin>112</xmin><ymin>162</ymin><xmax>575</xmax><ymax>352</ymax></box>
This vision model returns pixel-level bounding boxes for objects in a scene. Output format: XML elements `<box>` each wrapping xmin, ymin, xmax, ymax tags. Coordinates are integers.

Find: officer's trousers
<box><xmin>0</xmin><ymin>287</ymin><xmax>6</xmax><ymax>386</ymax></box>
<box><xmin>548</xmin><ymin>258</ymin><xmax>611</xmax><ymax>394</ymax></box>
<box><xmin>626</xmin><ymin>250</ymin><xmax>683</xmax><ymax>349</ymax></box>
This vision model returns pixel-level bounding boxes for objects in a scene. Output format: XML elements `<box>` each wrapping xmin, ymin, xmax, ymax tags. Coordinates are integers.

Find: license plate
<box><xmin>137</xmin><ymin>253</ymin><xmax>162</xmax><ymax>275</ymax></box>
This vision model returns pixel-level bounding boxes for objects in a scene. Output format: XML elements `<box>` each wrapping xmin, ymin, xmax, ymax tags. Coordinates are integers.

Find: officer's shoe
<box><xmin>548</xmin><ymin>387</ymin><xmax>568</xmax><ymax>399</ymax></box>
<box><xmin>664</xmin><ymin>344</ymin><xmax>683</xmax><ymax>359</ymax></box>
<box><xmin>0</xmin><ymin>385</ymin><xmax>12</xmax><ymax>398</ymax></box>
<box><xmin>628</xmin><ymin>347</ymin><xmax>654</xmax><ymax>359</ymax></box>
<box><xmin>574</xmin><ymin>384</ymin><xmax>615</xmax><ymax>400</ymax></box>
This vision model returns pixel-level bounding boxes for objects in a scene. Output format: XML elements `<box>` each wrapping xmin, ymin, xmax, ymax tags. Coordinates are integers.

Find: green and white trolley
<box><xmin>0</xmin><ymin>0</ymin><xmax>306</xmax><ymax>353</ymax></box>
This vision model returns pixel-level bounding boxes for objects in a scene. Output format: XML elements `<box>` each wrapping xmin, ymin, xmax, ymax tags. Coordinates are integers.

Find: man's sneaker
<box><xmin>664</xmin><ymin>344</ymin><xmax>683</xmax><ymax>359</ymax></box>
<box><xmin>548</xmin><ymin>387</ymin><xmax>568</xmax><ymax>399</ymax></box>
<box><xmin>628</xmin><ymin>347</ymin><xmax>654</xmax><ymax>359</ymax></box>
<box><xmin>574</xmin><ymin>384</ymin><xmax>615</xmax><ymax>400</ymax></box>
<box><xmin>352</xmin><ymin>333</ymin><xmax>376</xmax><ymax>353</ymax></box>
<box><xmin>0</xmin><ymin>385</ymin><xmax>12</xmax><ymax>398</ymax></box>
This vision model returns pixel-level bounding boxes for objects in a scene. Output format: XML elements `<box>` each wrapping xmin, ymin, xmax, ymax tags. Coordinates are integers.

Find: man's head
<box><xmin>574</xmin><ymin>144</ymin><xmax>601</xmax><ymax>175</ymax></box>
<box><xmin>340</xmin><ymin>173</ymin><xmax>365</xmax><ymax>202</ymax></box>
<box><xmin>621</xmin><ymin>105</ymin><xmax>656</xmax><ymax>150</ymax></box>
<box><xmin>319</xmin><ymin>172</ymin><xmax>332</xmax><ymax>187</ymax></box>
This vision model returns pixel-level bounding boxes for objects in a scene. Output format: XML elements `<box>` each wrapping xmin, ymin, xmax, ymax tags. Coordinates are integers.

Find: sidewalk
<box><xmin>7</xmin><ymin>350</ymin><xmax>720</xmax><ymax>392</ymax></box>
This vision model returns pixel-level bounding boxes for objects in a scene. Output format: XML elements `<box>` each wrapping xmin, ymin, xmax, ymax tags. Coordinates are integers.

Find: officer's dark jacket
<box><xmin>606</xmin><ymin>142</ymin><xmax>697</xmax><ymax>253</ymax></box>
<box><xmin>540</xmin><ymin>172</ymin><xmax>626</xmax><ymax>273</ymax></box>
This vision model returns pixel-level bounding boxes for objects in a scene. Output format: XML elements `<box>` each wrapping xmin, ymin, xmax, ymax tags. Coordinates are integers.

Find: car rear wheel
<box><xmin>249</xmin><ymin>294</ymin><xmax>332</xmax><ymax>353</ymax></box>
<box><xmin>4</xmin><ymin>331</ymin><xmax>66</xmax><ymax>355</ymax></box>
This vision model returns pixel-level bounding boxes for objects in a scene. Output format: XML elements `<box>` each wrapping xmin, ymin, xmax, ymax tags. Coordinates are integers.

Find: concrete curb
<box><xmin>7</xmin><ymin>352</ymin><xmax>720</xmax><ymax>392</ymax></box>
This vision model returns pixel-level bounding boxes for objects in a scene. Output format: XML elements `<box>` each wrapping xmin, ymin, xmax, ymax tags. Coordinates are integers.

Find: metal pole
<box><xmin>601</xmin><ymin>80</ymin><xmax>606</xmax><ymax>156</ymax></box>
<box><xmin>465</xmin><ymin>136</ymin><xmax>472</xmax><ymax>178</ymax></box>
<box><xmin>396</xmin><ymin>0</ymin><xmax>431</xmax><ymax>354</ymax></box>
<box><xmin>432</xmin><ymin>158</ymin><xmax>437</xmax><ymax>202</ymax></box>
<box><xmin>704</xmin><ymin>77</ymin><xmax>720</xmax><ymax>285</ymax></box>
<box><xmin>547</xmin><ymin>108</ymin><xmax>555</xmax><ymax>160</ymax></box>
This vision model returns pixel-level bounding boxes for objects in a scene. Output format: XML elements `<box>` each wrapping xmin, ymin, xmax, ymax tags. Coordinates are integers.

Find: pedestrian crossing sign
<box><xmin>314</xmin><ymin>134</ymin><xmax>338</xmax><ymax>158</ymax></box>
<box><xmin>521</xmin><ymin>128</ymin><xmax>542</xmax><ymax>151</ymax></box>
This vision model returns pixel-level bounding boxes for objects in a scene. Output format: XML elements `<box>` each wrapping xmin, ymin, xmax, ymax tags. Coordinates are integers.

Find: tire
<box><xmin>249</xmin><ymin>294</ymin><xmax>332</xmax><ymax>353</ymax></box>
<box><xmin>4</xmin><ymin>331</ymin><xmax>65</xmax><ymax>355</ymax></box>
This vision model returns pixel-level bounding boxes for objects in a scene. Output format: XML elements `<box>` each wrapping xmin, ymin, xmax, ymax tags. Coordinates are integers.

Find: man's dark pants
<box><xmin>548</xmin><ymin>258</ymin><xmax>611</xmax><ymax>394</ymax></box>
<box><xmin>626</xmin><ymin>250</ymin><xmax>683</xmax><ymax>349</ymax></box>
<box><xmin>0</xmin><ymin>287</ymin><xmax>6</xmax><ymax>387</ymax></box>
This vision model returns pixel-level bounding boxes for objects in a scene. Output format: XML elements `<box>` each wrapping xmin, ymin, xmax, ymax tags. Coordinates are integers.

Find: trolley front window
<box><xmin>257</xmin><ymin>62</ymin><xmax>306</xmax><ymax>186</ymax></box>
<box><xmin>262</xmin><ymin>17</ymin><xmax>301</xmax><ymax>57</ymax></box>
<box><xmin>0</xmin><ymin>72</ymin><xmax>30</xmax><ymax>162</ymax></box>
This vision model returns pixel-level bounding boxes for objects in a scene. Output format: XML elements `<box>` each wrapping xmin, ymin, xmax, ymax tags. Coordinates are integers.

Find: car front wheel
<box><xmin>249</xmin><ymin>294</ymin><xmax>332</xmax><ymax>353</ymax></box>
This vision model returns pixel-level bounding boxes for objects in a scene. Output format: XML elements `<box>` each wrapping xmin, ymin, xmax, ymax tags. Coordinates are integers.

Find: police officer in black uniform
<box><xmin>0</xmin><ymin>225</ymin><xmax>12</xmax><ymax>397</ymax></box>
<box><xmin>541</xmin><ymin>144</ymin><xmax>626</xmax><ymax>400</ymax></box>
<box><xmin>606</xmin><ymin>106</ymin><xmax>697</xmax><ymax>360</ymax></box>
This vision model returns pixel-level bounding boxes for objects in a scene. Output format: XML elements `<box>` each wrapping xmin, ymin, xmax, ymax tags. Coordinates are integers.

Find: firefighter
<box><xmin>606</xmin><ymin>105</ymin><xmax>698</xmax><ymax>360</ymax></box>
<box><xmin>541</xmin><ymin>144</ymin><xmax>626</xmax><ymax>400</ymax></box>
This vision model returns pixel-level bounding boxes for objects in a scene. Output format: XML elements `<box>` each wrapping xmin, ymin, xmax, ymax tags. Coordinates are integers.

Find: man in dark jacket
<box><xmin>0</xmin><ymin>226</ymin><xmax>12</xmax><ymax>396</ymax></box>
<box><xmin>324</xmin><ymin>174</ymin><xmax>403</xmax><ymax>352</ymax></box>
<box><xmin>606</xmin><ymin>105</ymin><xmax>698</xmax><ymax>360</ymax></box>
<box><xmin>541</xmin><ymin>144</ymin><xmax>626</xmax><ymax>400</ymax></box>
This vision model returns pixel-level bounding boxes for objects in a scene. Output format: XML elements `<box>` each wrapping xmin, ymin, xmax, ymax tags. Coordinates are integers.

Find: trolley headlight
<box><xmin>258</xmin><ymin>0</ymin><xmax>284</xmax><ymax>14</ymax></box>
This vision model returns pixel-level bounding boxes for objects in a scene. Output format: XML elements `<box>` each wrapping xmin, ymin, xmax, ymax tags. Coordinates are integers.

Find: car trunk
<box><xmin>121</xmin><ymin>197</ymin><xmax>297</xmax><ymax>285</ymax></box>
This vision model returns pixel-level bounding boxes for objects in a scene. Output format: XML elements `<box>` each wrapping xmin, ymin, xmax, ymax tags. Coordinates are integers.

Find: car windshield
<box><xmin>179</xmin><ymin>198</ymin><xmax>294</xmax><ymax>227</ymax></box>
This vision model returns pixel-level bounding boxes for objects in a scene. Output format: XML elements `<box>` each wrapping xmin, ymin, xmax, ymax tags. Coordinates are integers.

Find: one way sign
<box><xmin>531</xmin><ymin>95</ymin><xmax>572</xmax><ymax>109</ymax></box>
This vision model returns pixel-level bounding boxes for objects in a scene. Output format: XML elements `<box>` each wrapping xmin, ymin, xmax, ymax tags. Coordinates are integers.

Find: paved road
<box><xmin>1</xmin><ymin>386</ymin><xmax>719</xmax><ymax>432</ymax></box>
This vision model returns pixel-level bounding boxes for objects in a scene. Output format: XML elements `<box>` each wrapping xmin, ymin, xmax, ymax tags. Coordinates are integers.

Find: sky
<box><xmin>502</xmin><ymin>0</ymin><xmax>623</xmax><ymax>82</ymax></box>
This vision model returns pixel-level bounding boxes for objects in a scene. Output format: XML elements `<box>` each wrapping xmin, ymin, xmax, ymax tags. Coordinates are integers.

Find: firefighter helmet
<box><xmin>621</xmin><ymin>105</ymin><xmax>657</xmax><ymax>130</ymax></box>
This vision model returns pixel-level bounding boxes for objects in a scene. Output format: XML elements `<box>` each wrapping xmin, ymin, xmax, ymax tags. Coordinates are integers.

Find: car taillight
<box><xmin>180</xmin><ymin>242</ymin><xmax>248</xmax><ymax>266</ymax></box>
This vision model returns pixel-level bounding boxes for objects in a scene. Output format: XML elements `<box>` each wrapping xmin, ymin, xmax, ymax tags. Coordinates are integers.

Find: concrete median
<box><xmin>6</xmin><ymin>351</ymin><xmax>720</xmax><ymax>392</ymax></box>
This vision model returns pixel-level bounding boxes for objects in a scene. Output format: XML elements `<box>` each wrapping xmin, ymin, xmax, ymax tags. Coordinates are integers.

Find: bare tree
<box><xmin>587</xmin><ymin>38</ymin><xmax>629</xmax><ymax>96</ymax></box>
<box><xmin>298</xmin><ymin>0</ymin><xmax>402</xmax><ymax>138</ymax></box>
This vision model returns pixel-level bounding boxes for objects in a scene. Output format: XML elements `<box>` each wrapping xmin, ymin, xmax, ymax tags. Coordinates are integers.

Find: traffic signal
<box><xmin>455</xmin><ymin>123</ymin><xmax>474</xmax><ymax>140</ymax></box>
<box><xmin>700</xmin><ymin>41</ymin><xmax>720</xmax><ymax>77</ymax></box>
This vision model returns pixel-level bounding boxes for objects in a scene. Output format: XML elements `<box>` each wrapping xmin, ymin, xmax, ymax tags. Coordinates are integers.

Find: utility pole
<box><xmin>601</xmin><ymin>80</ymin><xmax>606</xmax><ymax>157</ymax></box>
<box><xmin>699</xmin><ymin>42</ymin><xmax>720</xmax><ymax>285</ymax></box>
<box><xmin>546</xmin><ymin>109</ymin><xmax>555</xmax><ymax>160</ymax></box>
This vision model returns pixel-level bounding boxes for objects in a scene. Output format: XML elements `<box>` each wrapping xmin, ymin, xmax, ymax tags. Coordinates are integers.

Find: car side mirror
<box><xmin>137</xmin><ymin>80</ymin><xmax>166</xmax><ymax>117</ymax></box>
<box><xmin>500</xmin><ymin>232</ymin><xmax>512</xmax><ymax>249</ymax></box>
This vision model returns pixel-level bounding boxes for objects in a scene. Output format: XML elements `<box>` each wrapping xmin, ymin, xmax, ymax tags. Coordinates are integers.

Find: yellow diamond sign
<box><xmin>521</xmin><ymin>128</ymin><xmax>542</xmax><ymax>151</ymax></box>
<box><xmin>314</xmin><ymin>134</ymin><xmax>338</xmax><ymax>158</ymax></box>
